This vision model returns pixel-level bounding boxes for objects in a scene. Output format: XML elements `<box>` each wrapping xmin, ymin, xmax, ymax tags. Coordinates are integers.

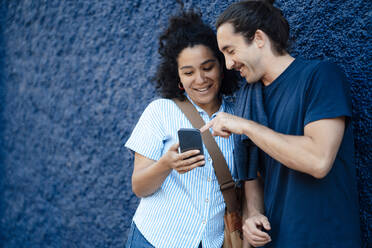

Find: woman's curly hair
<box><xmin>153</xmin><ymin>11</ymin><xmax>239</xmax><ymax>100</ymax></box>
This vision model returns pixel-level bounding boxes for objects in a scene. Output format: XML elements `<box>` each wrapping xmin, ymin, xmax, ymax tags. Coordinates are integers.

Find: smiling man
<box><xmin>200</xmin><ymin>1</ymin><xmax>361</xmax><ymax>247</ymax></box>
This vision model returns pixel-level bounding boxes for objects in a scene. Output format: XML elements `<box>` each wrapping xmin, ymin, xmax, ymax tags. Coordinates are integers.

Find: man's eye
<box><xmin>184</xmin><ymin>71</ymin><xmax>193</xmax><ymax>75</ymax></box>
<box><xmin>227</xmin><ymin>50</ymin><xmax>234</xmax><ymax>55</ymax></box>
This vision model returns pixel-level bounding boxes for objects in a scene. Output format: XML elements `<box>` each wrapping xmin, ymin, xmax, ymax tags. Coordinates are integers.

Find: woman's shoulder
<box><xmin>147</xmin><ymin>98</ymin><xmax>177</xmax><ymax>108</ymax></box>
<box><xmin>143</xmin><ymin>98</ymin><xmax>179</xmax><ymax>115</ymax></box>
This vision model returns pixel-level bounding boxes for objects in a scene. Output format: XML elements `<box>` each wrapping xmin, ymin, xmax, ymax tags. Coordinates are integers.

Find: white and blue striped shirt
<box><xmin>125</xmin><ymin>96</ymin><xmax>235</xmax><ymax>248</ymax></box>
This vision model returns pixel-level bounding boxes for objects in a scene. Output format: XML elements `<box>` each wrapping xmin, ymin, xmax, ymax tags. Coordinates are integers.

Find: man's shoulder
<box><xmin>290</xmin><ymin>58</ymin><xmax>346</xmax><ymax>90</ymax></box>
<box><xmin>297</xmin><ymin>58</ymin><xmax>342</xmax><ymax>75</ymax></box>
<box><xmin>295</xmin><ymin>58</ymin><xmax>323</xmax><ymax>72</ymax></box>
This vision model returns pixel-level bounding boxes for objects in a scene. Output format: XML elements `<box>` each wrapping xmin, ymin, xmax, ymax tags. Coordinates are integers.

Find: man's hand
<box><xmin>243</xmin><ymin>213</ymin><xmax>272</xmax><ymax>247</ymax></box>
<box><xmin>200</xmin><ymin>112</ymin><xmax>247</xmax><ymax>138</ymax></box>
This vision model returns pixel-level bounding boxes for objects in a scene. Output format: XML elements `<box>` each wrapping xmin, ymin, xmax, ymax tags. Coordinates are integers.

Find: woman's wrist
<box><xmin>156</xmin><ymin>157</ymin><xmax>173</xmax><ymax>173</ymax></box>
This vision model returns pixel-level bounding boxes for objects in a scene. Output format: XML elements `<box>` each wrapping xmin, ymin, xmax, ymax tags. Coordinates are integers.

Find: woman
<box><xmin>125</xmin><ymin>11</ymin><xmax>239</xmax><ymax>248</ymax></box>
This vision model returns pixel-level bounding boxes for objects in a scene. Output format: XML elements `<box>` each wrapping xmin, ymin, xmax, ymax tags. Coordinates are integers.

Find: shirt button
<box><xmin>205</xmin><ymin>198</ymin><xmax>209</xmax><ymax>203</ymax></box>
<box><xmin>207</xmin><ymin>177</ymin><xmax>211</xmax><ymax>182</ymax></box>
<box><xmin>208</xmin><ymin>157</ymin><xmax>212</xmax><ymax>162</ymax></box>
<box><xmin>202</xmin><ymin>220</ymin><xmax>206</xmax><ymax>225</ymax></box>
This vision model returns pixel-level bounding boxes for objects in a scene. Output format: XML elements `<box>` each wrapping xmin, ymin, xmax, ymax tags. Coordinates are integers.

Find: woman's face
<box><xmin>177</xmin><ymin>45</ymin><xmax>222</xmax><ymax>113</ymax></box>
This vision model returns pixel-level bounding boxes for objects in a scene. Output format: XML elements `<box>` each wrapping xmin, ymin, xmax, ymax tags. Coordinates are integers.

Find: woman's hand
<box><xmin>131</xmin><ymin>143</ymin><xmax>205</xmax><ymax>197</ymax></box>
<box><xmin>159</xmin><ymin>143</ymin><xmax>205</xmax><ymax>174</ymax></box>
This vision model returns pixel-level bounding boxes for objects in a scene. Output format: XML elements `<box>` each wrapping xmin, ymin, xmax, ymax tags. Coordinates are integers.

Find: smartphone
<box><xmin>177</xmin><ymin>128</ymin><xmax>204</xmax><ymax>157</ymax></box>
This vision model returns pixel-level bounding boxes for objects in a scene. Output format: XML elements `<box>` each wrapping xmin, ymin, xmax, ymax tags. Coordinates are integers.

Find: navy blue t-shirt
<box><xmin>260</xmin><ymin>58</ymin><xmax>361</xmax><ymax>247</ymax></box>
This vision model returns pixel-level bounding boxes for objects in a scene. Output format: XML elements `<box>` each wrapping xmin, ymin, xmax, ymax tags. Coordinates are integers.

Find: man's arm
<box><xmin>243</xmin><ymin>179</ymin><xmax>271</xmax><ymax>247</ymax></box>
<box><xmin>200</xmin><ymin>113</ymin><xmax>345</xmax><ymax>178</ymax></box>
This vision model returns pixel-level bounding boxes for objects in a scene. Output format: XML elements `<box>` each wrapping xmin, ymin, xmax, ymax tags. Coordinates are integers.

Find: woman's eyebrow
<box><xmin>179</xmin><ymin>65</ymin><xmax>193</xmax><ymax>70</ymax></box>
<box><xmin>179</xmin><ymin>59</ymin><xmax>216</xmax><ymax>70</ymax></box>
<box><xmin>201</xmin><ymin>59</ymin><xmax>216</xmax><ymax>65</ymax></box>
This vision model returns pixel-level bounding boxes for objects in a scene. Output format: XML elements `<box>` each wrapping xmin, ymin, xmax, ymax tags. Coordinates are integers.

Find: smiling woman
<box><xmin>154</xmin><ymin>11</ymin><xmax>239</xmax><ymax>103</ymax></box>
<box><xmin>124</xmin><ymin>10</ymin><xmax>239</xmax><ymax>248</ymax></box>
<box><xmin>177</xmin><ymin>45</ymin><xmax>222</xmax><ymax>116</ymax></box>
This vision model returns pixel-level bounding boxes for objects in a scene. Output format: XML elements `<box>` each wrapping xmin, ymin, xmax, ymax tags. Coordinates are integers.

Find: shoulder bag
<box><xmin>173</xmin><ymin>98</ymin><xmax>243</xmax><ymax>248</ymax></box>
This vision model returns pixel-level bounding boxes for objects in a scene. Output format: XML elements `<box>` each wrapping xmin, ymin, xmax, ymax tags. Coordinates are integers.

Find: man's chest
<box><xmin>264</xmin><ymin>88</ymin><xmax>307</xmax><ymax>135</ymax></box>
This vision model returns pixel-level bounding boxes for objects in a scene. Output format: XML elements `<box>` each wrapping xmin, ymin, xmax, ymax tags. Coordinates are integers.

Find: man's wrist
<box><xmin>246</xmin><ymin>205</ymin><xmax>263</xmax><ymax>217</ymax></box>
<box><xmin>241</xmin><ymin>119</ymin><xmax>254</xmax><ymax>136</ymax></box>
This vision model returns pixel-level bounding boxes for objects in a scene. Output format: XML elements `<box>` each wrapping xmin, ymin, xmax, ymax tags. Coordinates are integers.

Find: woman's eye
<box><xmin>184</xmin><ymin>71</ymin><xmax>193</xmax><ymax>75</ymax></box>
<box><xmin>227</xmin><ymin>50</ymin><xmax>234</xmax><ymax>55</ymax></box>
<box><xmin>203</xmin><ymin>66</ymin><xmax>213</xmax><ymax>71</ymax></box>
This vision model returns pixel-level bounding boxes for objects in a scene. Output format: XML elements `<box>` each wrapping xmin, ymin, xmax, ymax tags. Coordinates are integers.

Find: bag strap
<box><xmin>173</xmin><ymin>98</ymin><xmax>240</xmax><ymax>213</ymax></box>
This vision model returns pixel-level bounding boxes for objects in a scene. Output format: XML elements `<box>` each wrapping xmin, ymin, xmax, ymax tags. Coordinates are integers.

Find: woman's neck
<box><xmin>199</xmin><ymin>97</ymin><xmax>221</xmax><ymax>117</ymax></box>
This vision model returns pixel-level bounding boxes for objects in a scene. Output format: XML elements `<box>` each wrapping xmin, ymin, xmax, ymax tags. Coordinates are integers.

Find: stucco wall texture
<box><xmin>0</xmin><ymin>0</ymin><xmax>370</xmax><ymax>247</ymax></box>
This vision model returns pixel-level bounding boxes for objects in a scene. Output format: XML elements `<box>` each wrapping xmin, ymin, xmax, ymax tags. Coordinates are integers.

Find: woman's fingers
<box><xmin>169</xmin><ymin>142</ymin><xmax>180</xmax><ymax>151</ymax></box>
<box><xmin>176</xmin><ymin>159</ymin><xmax>205</xmax><ymax>172</ymax></box>
<box><xmin>162</xmin><ymin>144</ymin><xmax>205</xmax><ymax>172</ymax></box>
<box><xmin>176</xmin><ymin>154</ymin><xmax>204</xmax><ymax>168</ymax></box>
<box><xmin>174</xmin><ymin>149</ymin><xmax>205</xmax><ymax>173</ymax></box>
<box><xmin>178</xmin><ymin>149</ymin><xmax>201</xmax><ymax>160</ymax></box>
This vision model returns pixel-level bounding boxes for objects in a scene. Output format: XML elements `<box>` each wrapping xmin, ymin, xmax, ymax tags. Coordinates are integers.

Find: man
<box><xmin>200</xmin><ymin>1</ymin><xmax>361</xmax><ymax>247</ymax></box>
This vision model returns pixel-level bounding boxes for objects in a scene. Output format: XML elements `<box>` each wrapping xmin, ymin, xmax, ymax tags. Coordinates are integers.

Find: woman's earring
<box><xmin>178</xmin><ymin>83</ymin><xmax>184</xmax><ymax>90</ymax></box>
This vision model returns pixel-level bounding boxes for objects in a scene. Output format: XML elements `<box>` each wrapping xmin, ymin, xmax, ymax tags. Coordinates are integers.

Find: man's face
<box><xmin>217</xmin><ymin>23</ymin><xmax>263</xmax><ymax>83</ymax></box>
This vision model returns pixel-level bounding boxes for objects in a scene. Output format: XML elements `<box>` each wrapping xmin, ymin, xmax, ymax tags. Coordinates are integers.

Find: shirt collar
<box><xmin>185</xmin><ymin>93</ymin><xmax>225</xmax><ymax>117</ymax></box>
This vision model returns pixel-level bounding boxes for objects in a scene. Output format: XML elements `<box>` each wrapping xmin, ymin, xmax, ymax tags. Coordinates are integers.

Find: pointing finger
<box><xmin>200</xmin><ymin>120</ymin><xmax>214</xmax><ymax>133</ymax></box>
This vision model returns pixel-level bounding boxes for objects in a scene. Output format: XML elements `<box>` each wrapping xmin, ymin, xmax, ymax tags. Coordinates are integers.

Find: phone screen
<box><xmin>177</xmin><ymin>128</ymin><xmax>204</xmax><ymax>155</ymax></box>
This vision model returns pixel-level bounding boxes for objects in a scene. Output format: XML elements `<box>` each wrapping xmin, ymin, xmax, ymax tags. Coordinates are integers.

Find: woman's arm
<box><xmin>131</xmin><ymin>143</ymin><xmax>205</xmax><ymax>197</ymax></box>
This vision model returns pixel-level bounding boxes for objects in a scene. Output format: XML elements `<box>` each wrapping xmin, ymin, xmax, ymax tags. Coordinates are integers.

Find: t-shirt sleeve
<box><xmin>304</xmin><ymin>62</ymin><xmax>352</xmax><ymax>126</ymax></box>
<box><xmin>125</xmin><ymin>100</ymin><xmax>166</xmax><ymax>161</ymax></box>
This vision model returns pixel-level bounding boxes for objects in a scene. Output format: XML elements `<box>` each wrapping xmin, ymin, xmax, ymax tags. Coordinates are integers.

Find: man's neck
<box><xmin>261</xmin><ymin>54</ymin><xmax>295</xmax><ymax>86</ymax></box>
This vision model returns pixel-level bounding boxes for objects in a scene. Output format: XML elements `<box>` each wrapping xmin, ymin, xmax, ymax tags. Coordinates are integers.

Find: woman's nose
<box><xmin>195</xmin><ymin>71</ymin><xmax>205</xmax><ymax>84</ymax></box>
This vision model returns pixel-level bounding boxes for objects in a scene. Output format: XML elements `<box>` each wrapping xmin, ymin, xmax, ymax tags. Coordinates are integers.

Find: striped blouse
<box><xmin>125</xmin><ymin>96</ymin><xmax>235</xmax><ymax>248</ymax></box>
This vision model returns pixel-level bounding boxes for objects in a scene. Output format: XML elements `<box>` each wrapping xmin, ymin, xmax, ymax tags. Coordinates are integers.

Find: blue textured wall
<box><xmin>0</xmin><ymin>0</ymin><xmax>370</xmax><ymax>247</ymax></box>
